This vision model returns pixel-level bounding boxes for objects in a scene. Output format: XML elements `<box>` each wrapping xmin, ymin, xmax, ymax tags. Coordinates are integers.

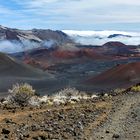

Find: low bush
<box><xmin>5</xmin><ymin>85</ymin><xmax>99</xmax><ymax>107</ymax></box>
<box><xmin>51</xmin><ymin>88</ymin><xmax>90</xmax><ymax>105</ymax></box>
<box><xmin>7</xmin><ymin>83</ymin><xmax>36</xmax><ymax>106</ymax></box>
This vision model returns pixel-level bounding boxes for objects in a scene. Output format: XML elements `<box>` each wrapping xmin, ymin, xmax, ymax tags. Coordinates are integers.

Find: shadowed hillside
<box><xmin>0</xmin><ymin>53</ymin><xmax>48</xmax><ymax>77</ymax></box>
<box><xmin>0</xmin><ymin>53</ymin><xmax>68</xmax><ymax>96</ymax></box>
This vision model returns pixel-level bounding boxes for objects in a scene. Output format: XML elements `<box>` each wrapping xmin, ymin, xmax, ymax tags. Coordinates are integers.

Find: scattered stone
<box><xmin>104</xmin><ymin>93</ymin><xmax>108</xmax><ymax>97</ymax></box>
<box><xmin>3</xmin><ymin>118</ymin><xmax>14</xmax><ymax>124</ymax></box>
<box><xmin>31</xmin><ymin>124</ymin><xmax>40</xmax><ymax>131</ymax></box>
<box><xmin>28</xmin><ymin>114</ymin><xmax>32</xmax><ymax>118</ymax></box>
<box><xmin>131</xmin><ymin>112</ymin><xmax>137</xmax><ymax>118</ymax></box>
<box><xmin>105</xmin><ymin>130</ymin><xmax>110</xmax><ymax>133</ymax></box>
<box><xmin>11</xmin><ymin>110</ymin><xmax>16</xmax><ymax>113</ymax></box>
<box><xmin>1</xmin><ymin>129</ymin><xmax>10</xmax><ymax>135</ymax></box>
<box><xmin>112</xmin><ymin>134</ymin><xmax>120</xmax><ymax>139</ymax></box>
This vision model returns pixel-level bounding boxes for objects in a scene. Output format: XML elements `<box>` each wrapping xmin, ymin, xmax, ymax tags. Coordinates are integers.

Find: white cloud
<box><xmin>1</xmin><ymin>0</ymin><xmax>140</xmax><ymax>30</ymax></box>
<box><xmin>107</xmin><ymin>0</ymin><xmax>140</xmax><ymax>6</ymax></box>
<box><xmin>13</xmin><ymin>0</ymin><xmax>59</xmax><ymax>8</ymax></box>
<box><xmin>63</xmin><ymin>30</ymin><xmax>140</xmax><ymax>45</ymax></box>
<box><xmin>12</xmin><ymin>0</ymin><xmax>140</xmax><ymax>22</ymax></box>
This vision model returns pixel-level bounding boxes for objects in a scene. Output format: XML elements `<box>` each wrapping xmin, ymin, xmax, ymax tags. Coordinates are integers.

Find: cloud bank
<box><xmin>0</xmin><ymin>30</ymin><xmax>139</xmax><ymax>54</ymax></box>
<box><xmin>0</xmin><ymin>40</ymin><xmax>41</xmax><ymax>53</ymax></box>
<box><xmin>0</xmin><ymin>39</ymin><xmax>59</xmax><ymax>53</ymax></box>
<box><xmin>63</xmin><ymin>30</ymin><xmax>140</xmax><ymax>45</ymax></box>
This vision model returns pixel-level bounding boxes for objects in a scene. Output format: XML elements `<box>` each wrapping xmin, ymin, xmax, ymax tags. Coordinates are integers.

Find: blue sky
<box><xmin>0</xmin><ymin>0</ymin><xmax>140</xmax><ymax>31</ymax></box>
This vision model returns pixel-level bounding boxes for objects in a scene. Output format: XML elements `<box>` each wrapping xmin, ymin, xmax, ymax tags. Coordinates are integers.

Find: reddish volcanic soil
<box><xmin>103</xmin><ymin>41</ymin><xmax>126</xmax><ymax>47</ymax></box>
<box><xmin>52</xmin><ymin>48</ymin><xmax>108</xmax><ymax>59</ymax></box>
<box><xmin>52</xmin><ymin>50</ymin><xmax>82</xmax><ymax>59</ymax></box>
<box><xmin>21</xmin><ymin>42</ymin><xmax>140</xmax><ymax>71</ymax></box>
<box><xmin>87</xmin><ymin>62</ymin><xmax>140</xmax><ymax>90</ymax></box>
<box><xmin>23</xmin><ymin>48</ymin><xmax>109</xmax><ymax>70</ymax></box>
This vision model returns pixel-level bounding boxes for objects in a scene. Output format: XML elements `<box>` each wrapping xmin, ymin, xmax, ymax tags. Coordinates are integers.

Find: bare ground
<box><xmin>92</xmin><ymin>92</ymin><xmax>140</xmax><ymax>140</ymax></box>
<box><xmin>0</xmin><ymin>92</ymin><xmax>139</xmax><ymax>140</ymax></box>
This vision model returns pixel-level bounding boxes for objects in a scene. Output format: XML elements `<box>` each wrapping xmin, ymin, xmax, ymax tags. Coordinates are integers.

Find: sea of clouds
<box><xmin>63</xmin><ymin>30</ymin><xmax>140</xmax><ymax>46</ymax></box>
<box><xmin>0</xmin><ymin>30</ymin><xmax>140</xmax><ymax>54</ymax></box>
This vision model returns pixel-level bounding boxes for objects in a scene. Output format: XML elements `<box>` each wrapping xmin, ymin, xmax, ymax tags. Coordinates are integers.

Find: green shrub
<box><xmin>131</xmin><ymin>85</ymin><xmax>140</xmax><ymax>92</ymax></box>
<box><xmin>8</xmin><ymin>83</ymin><xmax>35</xmax><ymax>106</ymax></box>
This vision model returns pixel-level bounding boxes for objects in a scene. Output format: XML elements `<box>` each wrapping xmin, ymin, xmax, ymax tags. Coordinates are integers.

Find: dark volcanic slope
<box><xmin>0</xmin><ymin>53</ymin><xmax>67</xmax><ymax>96</ymax></box>
<box><xmin>0</xmin><ymin>53</ymin><xmax>47</xmax><ymax>77</ymax></box>
<box><xmin>87</xmin><ymin>62</ymin><xmax>140</xmax><ymax>90</ymax></box>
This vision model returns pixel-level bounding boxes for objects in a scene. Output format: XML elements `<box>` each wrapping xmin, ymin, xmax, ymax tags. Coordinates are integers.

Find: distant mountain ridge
<box><xmin>0</xmin><ymin>25</ymin><xmax>73</xmax><ymax>53</ymax></box>
<box><xmin>108</xmin><ymin>34</ymin><xmax>132</xmax><ymax>38</ymax></box>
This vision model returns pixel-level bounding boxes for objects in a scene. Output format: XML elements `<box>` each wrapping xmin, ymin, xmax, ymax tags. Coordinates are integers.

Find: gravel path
<box><xmin>92</xmin><ymin>92</ymin><xmax>140</xmax><ymax>140</ymax></box>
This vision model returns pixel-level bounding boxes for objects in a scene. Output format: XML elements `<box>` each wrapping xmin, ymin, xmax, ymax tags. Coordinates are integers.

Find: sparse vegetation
<box><xmin>7</xmin><ymin>83</ymin><xmax>36</xmax><ymax>106</ymax></box>
<box><xmin>113</xmin><ymin>88</ymin><xmax>125</xmax><ymax>94</ymax></box>
<box><xmin>3</xmin><ymin>84</ymin><xmax>98</xmax><ymax>107</ymax></box>
<box><xmin>130</xmin><ymin>85</ymin><xmax>140</xmax><ymax>92</ymax></box>
<box><xmin>51</xmin><ymin>88</ymin><xmax>91</xmax><ymax>105</ymax></box>
<box><xmin>0</xmin><ymin>82</ymin><xmax>139</xmax><ymax>140</ymax></box>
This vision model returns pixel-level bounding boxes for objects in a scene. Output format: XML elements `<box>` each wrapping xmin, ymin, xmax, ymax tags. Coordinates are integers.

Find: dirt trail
<box><xmin>92</xmin><ymin>92</ymin><xmax>140</xmax><ymax>140</ymax></box>
<box><xmin>0</xmin><ymin>100</ymin><xmax>109</xmax><ymax>123</ymax></box>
